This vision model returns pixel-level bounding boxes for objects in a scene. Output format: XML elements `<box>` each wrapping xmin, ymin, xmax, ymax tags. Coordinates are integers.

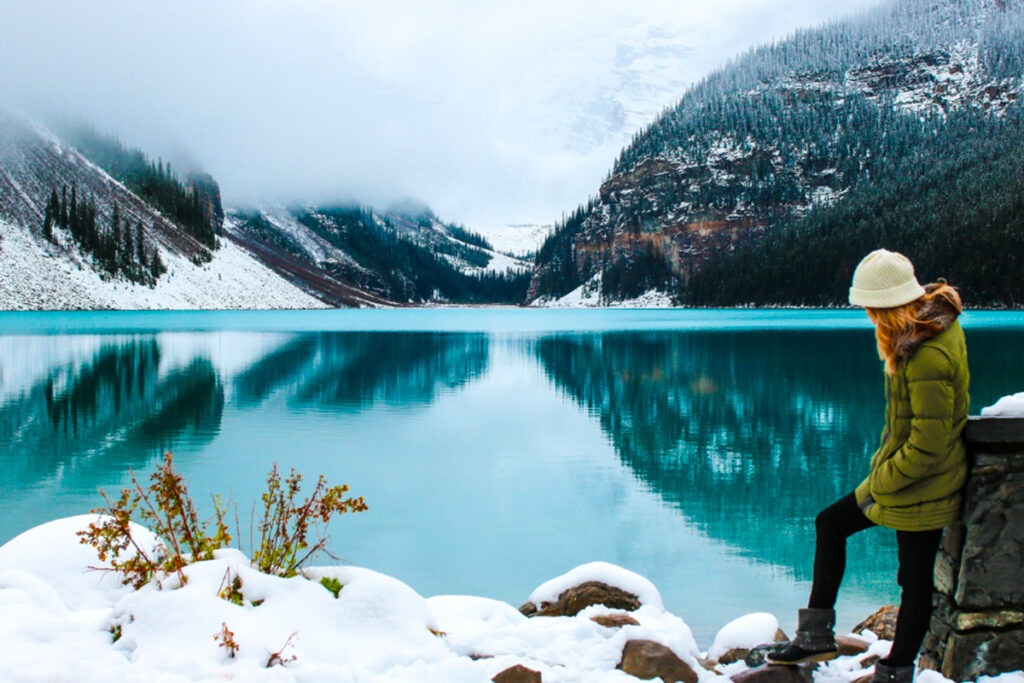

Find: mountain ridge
<box><xmin>528</xmin><ymin>0</ymin><xmax>1024</xmax><ymax>307</ymax></box>
<box><xmin>0</xmin><ymin>115</ymin><xmax>531</xmax><ymax>309</ymax></box>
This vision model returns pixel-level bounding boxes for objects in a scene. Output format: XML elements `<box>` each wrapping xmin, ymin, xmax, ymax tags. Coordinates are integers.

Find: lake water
<box><xmin>2</xmin><ymin>309</ymin><xmax>1023</xmax><ymax>644</ymax></box>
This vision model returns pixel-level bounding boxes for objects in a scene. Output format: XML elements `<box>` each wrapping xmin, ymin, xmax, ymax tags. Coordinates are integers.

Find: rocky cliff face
<box><xmin>528</xmin><ymin>0</ymin><xmax>1024</xmax><ymax>304</ymax></box>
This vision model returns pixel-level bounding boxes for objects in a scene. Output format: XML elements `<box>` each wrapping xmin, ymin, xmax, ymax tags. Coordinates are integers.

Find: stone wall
<box><xmin>920</xmin><ymin>417</ymin><xmax>1024</xmax><ymax>680</ymax></box>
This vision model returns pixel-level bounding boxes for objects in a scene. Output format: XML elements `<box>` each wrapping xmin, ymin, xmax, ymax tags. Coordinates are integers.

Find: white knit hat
<box><xmin>848</xmin><ymin>249</ymin><xmax>926</xmax><ymax>308</ymax></box>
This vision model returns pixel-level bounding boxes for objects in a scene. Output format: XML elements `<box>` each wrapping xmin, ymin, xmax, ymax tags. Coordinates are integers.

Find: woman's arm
<box><xmin>869</xmin><ymin>345</ymin><xmax>955</xmax><ymax>496</ymax></box>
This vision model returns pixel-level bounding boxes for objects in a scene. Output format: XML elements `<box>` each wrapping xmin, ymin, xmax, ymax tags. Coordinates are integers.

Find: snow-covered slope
<box><xmin>0</xmin><ymin>112</ymin><xmax>532</xmax><ymax>308</ymax></box>
<box><xmin>473</xmin><ymin>224</ymin><xmax>554</xmax><ymax>257</ymax></box>
<box><xmin>0</xmin><ymin>113</ymin><xmax>211</xmax><ymax>266</ymax></box>
<box><xmin>227</xmin><ymin>204</ymin><xmax>533</xmax><ymax>305</ymax></box>
<box><xmin>0</xmin><ymin>113</ymin><xmax>350</xmax><ymax>310</ymax></box>
<box><xmin>0</xmin><ymin>217</ymin><xmax>324</xmax><ymax>310</ymax></box>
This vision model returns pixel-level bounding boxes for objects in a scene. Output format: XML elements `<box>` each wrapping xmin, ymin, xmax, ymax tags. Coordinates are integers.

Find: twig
<box><xmin>266</xmin><ymin>631</ymin><xmax>298</xmax><ymax>668</ymax></box>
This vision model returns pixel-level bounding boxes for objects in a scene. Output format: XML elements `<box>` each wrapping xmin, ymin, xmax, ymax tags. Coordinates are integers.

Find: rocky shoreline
<box><xmin>495</xmin><ymin>577</ymin><xmax>896</xmax><ymax>683</ymax></box>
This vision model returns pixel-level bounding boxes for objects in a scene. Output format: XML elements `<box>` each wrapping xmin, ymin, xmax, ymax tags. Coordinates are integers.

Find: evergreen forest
<box><xmin>530</xmin><ymin>0</ymin><xmax>1024</xmax><ymax>306</ymax></box>
<box><xmin>682</xmin><ymin>106</ymin><xmax>1024</xmax><ymax>307</ymax></box>
<box><xmin>41</xmin><ymin>183</ymin><xmax>166</xmax><ymax>284</ymax></box>
<box><xmin>234</xmin><ymin>206</ymin><xmax>531</xmax><ymax>304</ymax></box>
<box><xmin>62</xmin><ymin>125</ymin><xmax>218</xmax><ymax>250</ymax></box>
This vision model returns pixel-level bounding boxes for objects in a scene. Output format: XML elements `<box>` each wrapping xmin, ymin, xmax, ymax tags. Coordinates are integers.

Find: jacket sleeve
<box><xmin>869</xmin><ymin>345</ymin><xmax>955</xmax><ymax>496</ymax></box>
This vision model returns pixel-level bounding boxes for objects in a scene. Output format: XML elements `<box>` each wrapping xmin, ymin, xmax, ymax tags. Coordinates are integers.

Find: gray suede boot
<box><xmin>872</xmin><ymin>662</ymin><xmax>914</xmax><ymax>683</ymax></box>
<box><xmin>766</xmin><ymin>608</ymin><xmax>839</xmax><ymax>666</ymax></box>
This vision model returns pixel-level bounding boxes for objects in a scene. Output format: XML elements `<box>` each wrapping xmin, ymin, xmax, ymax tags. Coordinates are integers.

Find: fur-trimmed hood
<box><xmin>894</xmin><ymin>283</ymin><xmax>962</xmax><ymax>361</ymax></box>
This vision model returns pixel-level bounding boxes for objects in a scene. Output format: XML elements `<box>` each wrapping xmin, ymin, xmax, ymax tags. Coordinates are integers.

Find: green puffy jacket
<box><xmin>854</xmin><ymin>314</ymin><xmax>970</xmax><ymax>531</ymax></box>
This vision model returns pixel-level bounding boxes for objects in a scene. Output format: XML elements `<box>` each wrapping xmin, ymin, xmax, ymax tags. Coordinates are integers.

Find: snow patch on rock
<box><xmin>707</xmin><ymin>612</ymin><xmax>780</xmax><ymax>661</ymax></box>
<box><xmin>982</xmin><ymin>392</ymin><xmax>1024</xmax><ymax>417</ymax></box>
<box><xmin>526</xmin><ymin>561</ymin><xmax>664</xmax><ymax>613</ymax></box>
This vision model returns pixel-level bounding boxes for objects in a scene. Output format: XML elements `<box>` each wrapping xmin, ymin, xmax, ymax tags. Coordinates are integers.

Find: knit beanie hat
<box><xmin>848</xmin><ymin>249</ymin><xmax>926</xmax><ymax>308</ymax></box>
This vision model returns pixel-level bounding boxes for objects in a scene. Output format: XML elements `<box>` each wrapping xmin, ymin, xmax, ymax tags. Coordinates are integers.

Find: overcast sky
<box><xmin>0</xmin><ymin>0</ymin><xmax>883</xmax><ymax>227</ymax></box>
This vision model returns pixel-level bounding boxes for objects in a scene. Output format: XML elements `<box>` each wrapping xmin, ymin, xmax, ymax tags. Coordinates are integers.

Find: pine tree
<box><xmin>123</xmin><ymin>218</ymin><xmax>134</xmax><ymax>276</ymax></box>
<box><xmin>150</xmin><ymin>247</ymin><xmax>165</xmax><ymax>278</ymax></box>
<box><xmin>136</xmin><ymin>222</ymin><xmax>147</xmax><ymax>268</ymax></box>
<box><xmin>85</xmin><ymin>196</ymin><xmax>98</xmax><ymax>255</ymax></box>
<box><xmin>69</xmin><ymin>183</ymin><xmax>79</xmax><ymax>242</ymax></box>
<box><xmin>42</xmin><ymin>191</ymin><xmax>55</xmax><ymax>242</ymax></box>
<box><xmin>60</xmin><ymin>186</ymin><xmax>68</xmax><ymax>229</ymax></box>
<box><xmin>111</xmin><ymin>202</ymin><xmax>122</xmax><ymax>271</ymax></box>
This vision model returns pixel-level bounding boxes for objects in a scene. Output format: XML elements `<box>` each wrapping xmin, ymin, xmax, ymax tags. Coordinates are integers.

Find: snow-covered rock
<box><xmin>981</xmin><ymin>392</ymin><xmax>1024</xmax><ymax>417</ymax></box>
<box><xmin>526</xmin><ymin>561</ymin><xmax>664</xmax><ymax>613</ymax></box>
<box><xmin>707</xmin><ymin>612</ymin><xmax>781</xmax><ymax>662</ymax></box>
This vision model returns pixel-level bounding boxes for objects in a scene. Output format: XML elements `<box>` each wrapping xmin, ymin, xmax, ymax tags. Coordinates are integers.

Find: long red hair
<box><xmin>866</xmin><ymin>283</ymin><xmax>962</xmax><ymax>374</ymax></box>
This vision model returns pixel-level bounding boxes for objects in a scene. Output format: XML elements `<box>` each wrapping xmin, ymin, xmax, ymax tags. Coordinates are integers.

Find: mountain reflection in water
<box><xmin>532</xmin><ymin>325</ymin><xmax>1024</xmax><ymax>588</ymax></box>
<box><xmin>1</xmin><ymin>332</ymin><xmax>490</xmax><ymax>497</ymax></box>
<box><xmin>2</xmin><ymin>340</ymin><xmax>223</xmax><ymax>491</ymax></box>
<box><xmin>234</xmin><ymin>332</ymin><xmax>489</xmax><ymax>410</ymax></box>
<box><xmin>535</xmin><ymin>330</ymin><xmax>893</xmax><ymax>585</ymax></box>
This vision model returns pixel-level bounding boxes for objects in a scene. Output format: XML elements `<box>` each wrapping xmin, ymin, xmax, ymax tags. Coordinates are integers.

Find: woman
<box><xmin>767</xmin><ymin>249</ymin><xmax>969</xmax><ymax>683</ymax></box>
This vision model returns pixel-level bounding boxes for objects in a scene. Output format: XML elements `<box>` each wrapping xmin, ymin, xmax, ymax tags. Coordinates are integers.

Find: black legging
<box><xmin>807</xmin><ymin>492</ymin><xmax>943</xmax><ymax>667</ymax></box>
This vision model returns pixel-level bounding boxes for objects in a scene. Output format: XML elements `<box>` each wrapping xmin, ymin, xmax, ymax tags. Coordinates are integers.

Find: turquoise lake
<box><xmin>2</xmin><ymin>309</ymin><xmax>1023</xmax><ymax>644</ymax></box>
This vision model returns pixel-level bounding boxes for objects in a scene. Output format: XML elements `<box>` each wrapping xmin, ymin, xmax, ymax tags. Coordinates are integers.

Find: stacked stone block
<box><xmin>920</xmin><ymin>417</ymin><xmax>1024</xmax><ymax>680</ymax></box>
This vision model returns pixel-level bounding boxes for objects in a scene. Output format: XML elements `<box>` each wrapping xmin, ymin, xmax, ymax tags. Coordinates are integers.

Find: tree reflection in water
<box><xmin>535</xmin><ymin>325</ymin><xmax>1024</xmax><ymax>585</ymax></box>
<box><xmin>2</xmin><ymin>322</ymin><xmax>1018</xmax><ymax>590</ymax></box>
<box><xmin>233</xmin><ymin>332</ymin><xmax>489</xmax><ymax>410</ymax></box>
<box><xmin>2</xmin><ymin>340</ymin><xmax>223</xmax><ymax>491</ymax></box>
<box><xmin>536</xmin><ymin>329</ymin><xmax>897</xmax><ymax>584</ymax></box>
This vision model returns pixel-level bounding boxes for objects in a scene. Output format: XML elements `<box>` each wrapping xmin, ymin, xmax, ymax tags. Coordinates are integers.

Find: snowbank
<box><xmin>0</xmin><ymin>515</ymin><xmax>162</xmax><ymax>610</ymax></box>
<box><xmin>982</xmin><ymin>392</ymin><xmax>1024</xmax><ymax>417</ymax></box>
<box><xmin>0</xmin><ymin>517</ymin><xmax>698</xmax><ymax>682</ymax></box>
<box><xmin>1</xmin><ymin>517</ymin><xmax>1022</xmax><ymax>682</ymax></box>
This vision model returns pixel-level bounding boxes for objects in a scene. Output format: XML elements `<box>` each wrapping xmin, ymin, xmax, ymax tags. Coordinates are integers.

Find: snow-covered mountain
<box><xmin>540</xmin><ymin>21</ymin><xmax>697</xmax><ymax>156</ymax></box>
<box><xmin>0</xmin><ymin>113</ymin><xmax>328</xmax><ymax>310</ymax></box>
<box><xmin>226</xmin><ymin>204</ymin><xmax>532</xmax><ymax>305</ymax></box>
<box><xmin>472</xmin><ymin>224</ymin><xmax>554</xmax><ymax>258</ymax></box>
<box><xmin>0</xmin><ymin>114</ymin><xmax>530</xmax><ymax>309</ymax></box>
<box><xmin>529</xmin><ymin>0</ymin><xmax>1024</xmax><ymax>306</ymax></box>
